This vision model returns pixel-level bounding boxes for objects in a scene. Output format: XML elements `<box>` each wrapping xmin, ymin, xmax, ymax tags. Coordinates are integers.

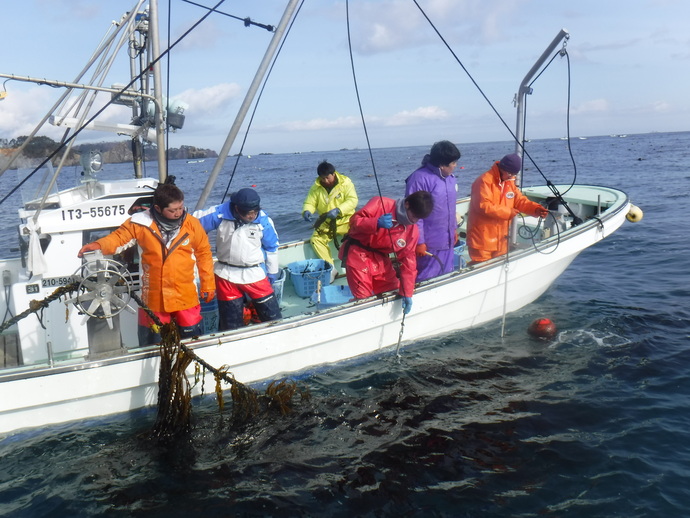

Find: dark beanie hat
<box><xmin>498</xmin><ymin>153</ymin><xmax>522</xmax><ymax>175</ymax></box>
<box><xmin>231</xmin><ymin>188</ymin><xmax>261</xmax><ymax>211</ymax></box>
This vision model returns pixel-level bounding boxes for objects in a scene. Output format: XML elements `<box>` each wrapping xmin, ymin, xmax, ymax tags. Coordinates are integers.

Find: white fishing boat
<box><xmin>0</xmin><ymin>1</ymin><xmax>638</xmax><ymax>436</ymax></box>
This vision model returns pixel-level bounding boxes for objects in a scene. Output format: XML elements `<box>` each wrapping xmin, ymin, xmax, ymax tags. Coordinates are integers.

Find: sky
<box><xmin>1</xmin><ymin>0</ymin><xmax>688</xmax><ymax>155</ymax></box>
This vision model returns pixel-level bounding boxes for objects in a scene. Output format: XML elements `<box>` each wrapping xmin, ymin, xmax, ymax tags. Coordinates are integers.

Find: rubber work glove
<box><xmin>377</xmin><ymin>213</ymin><xmax>393</xmax><ymax>229</ymax></box>
<box><xmin>303</xmin><ymin>210</ymin><xmax>313</xmax><ymax>222</ymax></box>
<box><xmin>415</xmin><ymin>243</ymin><xmax>428</xmax><ymax>257</ymax></box>
<box><xmin>77</xmin><ymin>241</ymin><xmax>101</xmax><ymax>258</ymax></box>
<box><xmin>535</xmin><ymin>206</ymin><xmax>550</xmax><ymax>218</ymax></box>
<box><xmin>201</xmin><ymin>290</ymin><xmax>216</xmax><ymax>303</ymax></box>
<box><xmin>402</xmin><ymin>296</ymin><xmax>413</xmax><ymax>315</ymax></box>
<box><xmin>267</xmin><ymin>273</ymin><xmax>278</xmax><ymax>285</ymax></box>
<box><xmin>325</xmin><ymin>208</ymin><xmax>340</xmax><ymax>219</ymax></box>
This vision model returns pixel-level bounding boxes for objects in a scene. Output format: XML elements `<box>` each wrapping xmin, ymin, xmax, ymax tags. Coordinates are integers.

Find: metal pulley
<box><xmin>65</xmin><ymin>251</ymin><xmax>137</xmax><ymax>329</ymax></box>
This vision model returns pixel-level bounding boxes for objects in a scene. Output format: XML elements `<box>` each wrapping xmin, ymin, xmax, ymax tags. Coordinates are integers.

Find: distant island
<box><xmin>0</xmin><ymin>135</ymin><xmax>218</xmax><ymax>169</ymax></box>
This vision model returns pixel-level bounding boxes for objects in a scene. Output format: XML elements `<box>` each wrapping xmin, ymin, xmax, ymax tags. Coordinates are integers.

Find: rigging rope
<box><xmin>0</xmin><ymin>0</ymin><xmax>229</xmax><ymax>207</ymax></box>
<box><xmin>344</xmin><ymin>0</ymin><xmax>402</xmax><ymax>259</ymax></box>
<box><xmin>130</xmin><ymin>291</ymin><xmax>306</xmax><ymax>440</ymax></box>
<box><xmin>1</xmin><ymin>0</ymin><xmax>281</xmax><ymax>209</ymax></box>
<box><xmin>181</xmin><ymin>0</ymin><xmax>276</xmax><ymax>32</ymax></box>
<box><xmin>219</xmin><ymin>0</ymin><xmax>306</xmax><ymax>203</ymax></box>
<box><xmin>0</xmin><ymin>282</ymin><xmax>80</xmax><ymax>333</ymax></box>
<box><xmin>411</xmin><ymin>0</ymin><xmax>582</xmax><ymax>226</ymax></box>
<box><xmin>521</xmin><ymin>48</ymin><xmax>580</xmax><ymax>198</ymax></box>
<box><xmin>345</xmin><ymin>0</ymin><xmax>409</xmax><ymax>351</ymax></box>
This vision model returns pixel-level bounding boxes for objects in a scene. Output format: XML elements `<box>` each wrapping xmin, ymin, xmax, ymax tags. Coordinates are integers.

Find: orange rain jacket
<box><xmin>95</xmin><ymin>210</ymin><xmax>215</xmax><ymax>313</ymax></box>
<box><xmin>467</xmin><ymin>162</ymin><xmax>546</xmax><ymax>256</ymax></box>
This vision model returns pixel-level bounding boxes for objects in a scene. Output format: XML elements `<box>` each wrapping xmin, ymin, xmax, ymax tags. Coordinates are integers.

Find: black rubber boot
<box><xmin>252</xmin><ymin>293</ymin><xmax>282</xmax><ymax>322</ymax></box>
<box><xmin>137</xmin><ymin>324</ymin><xmax>161</xmax><ymax>347</ymax></box>
<box><xmin>178</xmin><ymin>321</ymin><xmax>203</xmax><ymax>339</ymax></box>
<box><xmin>218</xmin><ymin>298</ymin><xmax>246</xmax><ymax>331</ymax></box>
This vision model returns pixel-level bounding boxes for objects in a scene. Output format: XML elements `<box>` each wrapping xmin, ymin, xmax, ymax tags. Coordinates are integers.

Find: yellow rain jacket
<box><xmin>302</xmin><ymin>172</ymin><xmax>358</xmax><ymax>235</ymax></box>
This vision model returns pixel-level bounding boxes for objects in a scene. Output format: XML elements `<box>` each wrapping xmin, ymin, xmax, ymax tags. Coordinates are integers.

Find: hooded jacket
<box><xmin>405</xmin><ymin>156</ymin><xmax>457</xmax><ymax>250</ymax></box>
<box><xmin>340</xmin><ymin>196</ymin><xmax>418</xmax><ymax>297</ymax></box>
<box><xmin>194</xmin><ymin>202</ymin><xmax>280</xmax><ymax>285</ymax></box>
<box><xmin>467</xmin><ymin>162</ymin><xmax>546</xmax><ymax>254</ymax></box>
<box><xmin>95</xmin><ymin>209</ymin><xmax>214</xmax><ymax>313</ymax></box>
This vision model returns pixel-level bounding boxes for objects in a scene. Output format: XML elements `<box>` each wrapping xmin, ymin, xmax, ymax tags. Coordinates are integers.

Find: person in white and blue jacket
<box><xmin>194</xmin><ymin>188</ymin><xmax>282</xmax><ymax>330</ymax></box>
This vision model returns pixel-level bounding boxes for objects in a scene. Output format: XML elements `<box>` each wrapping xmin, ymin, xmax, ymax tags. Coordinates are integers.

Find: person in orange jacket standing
<box><xmin>78</xmin><ymin>182</ymin><xmax>215</xmax><ymax>345</ymax></box>
<box><xmin>466</xmin><ymin>153</ymin><xmax>549</xmax><ymax>264</ymax></box>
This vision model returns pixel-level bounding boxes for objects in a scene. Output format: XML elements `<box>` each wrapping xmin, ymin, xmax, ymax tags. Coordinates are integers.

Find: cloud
<box><xmin>572</xmin><ymin>99</ymin><xmax>609</xmax><ymax>114</ymax></box>
<box><xmin>0</xmin><ymin>81</ymin><xmax>244</xmax><ymax>145</ymax></box>
<box><xmin>381</xmin><ymin>106</ymin><xmax>449</xmax><ymax>126</ymax></box>
<box><xmin>174</xmin><ymin>20</ymin><xmax>224</xmax><ymax>51</ymax></box>
<box><xmin>0</xmin><ymin>87</ymin><xmax>63</xmax><ymax>138</ymax></box>
<box><xmin>651</xmin><ymin>101</ymin><xmax>671</xmax><ymax>113</ymax></box>
<box><xmin>348</xmin><ymin>0</ymin><xmax>527</xmax><ymax>54</ymax></box>
<box><xmin>578</xmin><ymin>39</ymin><xmax>644</xmax><ymax>53</ymax></box>
<box><xmin>173</xmin><ymin>83</ymin><xmax>243</xmax><ymax>115</ymax></box>
<box><xmin>36</xmin><ymin>0</ymin><xmax>101</xmax><ymax>20</ymax></box>
<box><xmin>265</xmin><ymin>116</ymin><xmax>361</xmax><ymax>132</ymax></box>
<box><xmin>260</xmin><ymin>105</ymin><xmax>448</xmax><ymax>133</ymax></box>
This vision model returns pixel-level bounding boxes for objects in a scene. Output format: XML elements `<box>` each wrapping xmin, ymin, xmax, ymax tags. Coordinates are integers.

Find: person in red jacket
<box><xmin>78</xmin><ymin>182</ymin><xmax>215</xmax><ymax>345</ymax></box>
<box><xmin>339</xmin><ymin>191</ymin><xmax>433</xmax><ymax>315</ymax></box>
<box><xmin>466</xmin><ymin>153</ymin><xmax>549</xmax><ymax>263</ymax></box>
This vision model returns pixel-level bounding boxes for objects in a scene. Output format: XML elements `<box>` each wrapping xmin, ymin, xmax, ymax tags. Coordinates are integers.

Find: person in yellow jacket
<box><xmin>467</xmin><ymin>153</ymin><xmax>549</xmax><ymax>263</ymax></box>
<box><xmin>301</xmin><ymin>161</ymin><xmax>358</xmax><ymax>267</ymax></box>
<box><xmin>78</xmin><ymin>182</ymin><xmax>215</xmax><ymax>345</ymax></box>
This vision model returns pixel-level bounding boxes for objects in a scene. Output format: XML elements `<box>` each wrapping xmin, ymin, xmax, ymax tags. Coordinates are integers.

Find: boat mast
<box><xmin>0</xmin><ymin>3</ymin><xmax>146</xmax><ymax>178</ymax></box>
<box><xmin>148</xmin><ymin>0</ymin><xmax>168</xmax><ymax>182</ymax></box>
<box><xmin>506</xmin><ymin>29</ymin><xmax>571</xmax><ymax>287</ymax></box>
<box><xmin>129</xmin><ymin>12</ymin><xmax>146</xmax><ymax>179</ymax></box>
<box><xmin>514</xmin><ymin>28</ymin><xmax>569</xmax><ymax>186</ymax></box>
<box><xmin>194</xmin><ymin>0</ymin><xmax>301</xmax><ymax>211</ymax></box>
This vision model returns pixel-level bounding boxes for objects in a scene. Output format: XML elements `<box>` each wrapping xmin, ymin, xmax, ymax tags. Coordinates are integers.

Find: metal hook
<box><xmin>0</xmin><ymin>79</ymin><xmax>9</xmax><ymax>100</ymax></box>
<box><xmin>559</xmin><ymin>34</ymin><xmax>570</xmax><ymax>56</ymax></box>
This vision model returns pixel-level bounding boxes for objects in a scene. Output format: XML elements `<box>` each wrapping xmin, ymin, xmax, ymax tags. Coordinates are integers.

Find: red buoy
<box><xmin>527</xmin><ymin>318</ymin><xmax>557</xmax><ymax>339</ymax></box>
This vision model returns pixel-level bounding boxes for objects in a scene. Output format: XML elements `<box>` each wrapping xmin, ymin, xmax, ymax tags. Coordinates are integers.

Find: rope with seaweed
<box><xmin>129</xmin><ymin>292</ymin><xmax>307</xmax><ymax>441</ymax></box>
<box><xmin>0</xmin><ymin>281</ymin><xmax>80</xmax><ymax>332</ymax></box>
<box><xmin>0</xmin><ymin>278</ymin><xmax>306</xmax><ymax>440</ymax></box>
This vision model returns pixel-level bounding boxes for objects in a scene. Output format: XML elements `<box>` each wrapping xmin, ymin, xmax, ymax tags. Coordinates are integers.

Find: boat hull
<box><xmin>0</xmin><ymin>184</ymin><xmax>630</xmax><ymax>435</ymax></box>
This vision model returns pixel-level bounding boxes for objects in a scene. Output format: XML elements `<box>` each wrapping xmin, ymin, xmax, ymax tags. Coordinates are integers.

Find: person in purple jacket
<box><xmin>405</xmin><ymin>140</ymin><xmax>461</xmax><ymax>281</ymax></box>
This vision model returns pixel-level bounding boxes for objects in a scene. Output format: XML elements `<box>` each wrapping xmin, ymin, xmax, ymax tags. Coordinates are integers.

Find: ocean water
<box><xmin>1</xmin><ymin>131</ymin><xmax>689</xmax><ymax>517</ymax></box>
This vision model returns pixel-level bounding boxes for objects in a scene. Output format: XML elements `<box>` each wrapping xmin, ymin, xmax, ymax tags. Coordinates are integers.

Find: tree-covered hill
<box><xmin>0</xmin><ymin>136</ymin><xmax>217</xmax><ymax>169</ymax></box>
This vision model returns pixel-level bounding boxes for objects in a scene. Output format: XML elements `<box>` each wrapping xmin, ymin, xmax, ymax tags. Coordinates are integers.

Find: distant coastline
<box><xmin>0</xmin><ymin>137</ymin><xmax>218</xmax><ymax>170</ymax></box>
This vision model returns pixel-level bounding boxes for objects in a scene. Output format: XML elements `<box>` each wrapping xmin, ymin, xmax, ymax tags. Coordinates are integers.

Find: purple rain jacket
<box><xmin>404</xmin><ymin>155</ymin><xmax>458</xmax><ymax>251</ymax></box>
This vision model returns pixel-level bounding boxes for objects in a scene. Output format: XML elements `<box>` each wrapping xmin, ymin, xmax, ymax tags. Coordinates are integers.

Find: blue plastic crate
<box><xmin>272</xmin><ymin>268</ymin><xmax>286</xmax><ymax>305</ymax></box>
<box><xmin>310</xmin><ymin>285</ymin><xmax>353</xmax><ymax>309</ymax></box>
<box><xmin>454</xmin><ymin>241</ymin><xmax>467</xmax><ymax>270</ymax></box>
<box><xmin>200</xmin><ymin>298</ymin><xmax>219</xmax><ymax>334</ymax></box>
<box><xmin>287</xmin><ymin>259</ymin><xmax>332</xmax><ymax>298</ymax></box>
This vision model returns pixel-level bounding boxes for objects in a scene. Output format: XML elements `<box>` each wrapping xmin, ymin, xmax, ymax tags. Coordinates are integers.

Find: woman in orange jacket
<box><xmin>78</xmin><ymin>183</ymin><xmax>215</xmax><ymax>345</ymax></box>
<box><xmin>466</xmin><ymin>153</ymin><xmax>549</xmax><ymax>263</ymax></box>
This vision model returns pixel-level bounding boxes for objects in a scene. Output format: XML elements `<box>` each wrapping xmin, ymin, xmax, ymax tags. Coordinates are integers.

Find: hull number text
<box><xmin>61</xmin><ymin>205</ymin><xmax>126</xmax><ymax>220</ymax></box>
<box><xmin>41</xmin><ymin>276</ymin><xmax>77</xmax><ymax>288</ymax></box>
